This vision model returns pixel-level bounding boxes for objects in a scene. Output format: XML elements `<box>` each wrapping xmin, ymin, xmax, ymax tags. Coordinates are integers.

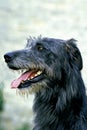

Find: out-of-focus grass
<box><xmin>16</xmin><ymin>123</ymin><xmax>31</xmax><ymax>130</ymax></box>
<box><xmin>0</xmin><ymin>82</ymin><xmax>4</xmax><ymax>112</ymax></box>
<box><xmin>0</xmin><ymin>82</ymin><xmax>5</xmax><ymax>130</ymax></box>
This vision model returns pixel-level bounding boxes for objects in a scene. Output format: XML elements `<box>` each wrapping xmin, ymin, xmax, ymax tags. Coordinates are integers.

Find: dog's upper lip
<box><xmin>11</xmin><ymin>70</ymin><xmax>43</xmax><ymax>89</ymax></box>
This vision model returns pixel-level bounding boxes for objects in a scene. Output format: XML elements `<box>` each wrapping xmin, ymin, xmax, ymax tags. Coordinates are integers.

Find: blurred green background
<box><xmin>0</xmin><ymin>0</ymin><xmax>87</xmax><ymax>130</ymax></box>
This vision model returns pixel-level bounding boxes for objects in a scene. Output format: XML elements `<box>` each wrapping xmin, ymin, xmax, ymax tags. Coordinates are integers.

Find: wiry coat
<box><xmin>4</xmin><ymin>37</ymin><xmax>87</xmax><ymax>130</ymax></box>
<box><xmin>32</xmin><ymin>38</ymin><xmax>87</xmax><ymax>130</ymax></box>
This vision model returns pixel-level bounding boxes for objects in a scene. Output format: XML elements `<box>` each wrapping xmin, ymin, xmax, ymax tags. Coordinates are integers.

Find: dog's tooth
<box><xmin>37</xmin><ymin>71</ymin><xmax>42</xmax><ymax>75</ymax></box>
<box><xmin>30</xmin><ymin>76</ymin><xmax>34</xmax><ymax>79</ymax></box>
<box><xmin>35</xmin><ymin>74</ymin><xmax>38</xmax><ymax>77</ymax></box>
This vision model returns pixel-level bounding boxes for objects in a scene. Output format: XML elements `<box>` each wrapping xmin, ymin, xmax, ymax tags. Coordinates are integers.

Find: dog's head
<box><xmin>4</xmin><ymin>36</ymin><xmax>83</xmax><ymax>94</ymax></box>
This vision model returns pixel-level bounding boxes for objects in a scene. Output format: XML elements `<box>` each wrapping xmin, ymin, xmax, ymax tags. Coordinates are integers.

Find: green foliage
<box><xmin>16</xmin><ymin>123</ymin><xmax>31</xmax><ymax>130</ymax></box>
<box><xmin>0</xmin><ymin>82</ymin><xmax>4</xmax><ymax>112</ymax></box>
<box><xmin>0</xmin><ymin>126</ymin><xmax>5</xmax><ymax>130</ymax></box>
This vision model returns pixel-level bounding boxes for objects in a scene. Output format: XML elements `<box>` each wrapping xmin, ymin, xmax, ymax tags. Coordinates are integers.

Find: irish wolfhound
<box><xmin>4</xmin><ymin>36</ymin><xmax>87</xmax><ymax>130</ymax></box>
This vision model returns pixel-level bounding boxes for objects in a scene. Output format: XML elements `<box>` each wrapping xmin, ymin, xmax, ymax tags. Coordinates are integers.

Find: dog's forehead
<box><xmin>26</xmin><ymin>37</ymin><xmax>65</xmax><ymax>49</ymax></box>
<box><xmin>40</xmin><ymin>37</ymin><xmax>66</xmax><ymax>52</ymax></box>
<box><xmin>42</xmin><ymin>37</ymin><xmax>65</xmax><ymax>46</ymax></box>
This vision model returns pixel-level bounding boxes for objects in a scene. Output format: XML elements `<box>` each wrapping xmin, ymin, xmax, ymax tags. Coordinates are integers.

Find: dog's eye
<box><xmin>37</xmin><ymin>44</ymin><xmax>44</xmax><ymax>51</ymax></box>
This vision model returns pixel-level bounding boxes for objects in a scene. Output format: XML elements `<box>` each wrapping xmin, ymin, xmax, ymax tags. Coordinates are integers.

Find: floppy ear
<box><xmin>65</xmin><ymin>39</ymin><xmax>83</xmax><ymax>70</ymax></box>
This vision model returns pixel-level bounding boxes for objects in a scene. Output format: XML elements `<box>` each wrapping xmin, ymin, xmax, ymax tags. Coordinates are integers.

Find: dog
<box><xmin>4</xmin><ymin>36</ymin><xmax>87</xmax><ymax>130</ymax></box>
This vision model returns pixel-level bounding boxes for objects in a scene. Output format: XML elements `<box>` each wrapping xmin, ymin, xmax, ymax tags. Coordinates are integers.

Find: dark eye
<box><xmin>37</xmin><ymin>44</ymin><xmax>44</xmax><ymax>51</ymax></box>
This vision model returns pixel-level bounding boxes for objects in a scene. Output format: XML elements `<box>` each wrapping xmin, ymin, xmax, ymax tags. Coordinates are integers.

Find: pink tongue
<box><xmin>11</xmin><ymin>71</ymin><xmax>33</xmax><ymax>89</ymax></box>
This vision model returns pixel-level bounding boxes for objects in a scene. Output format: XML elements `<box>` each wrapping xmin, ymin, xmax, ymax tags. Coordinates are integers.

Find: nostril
<box><xmin>4</xmin><ymin>54</ymin><xmax>11</xmax><ymax>62</ymax></box>
<box><xmin>4</xmin><ymin>53</ymin><xmax>13</xmax><ymax>63</ymax></box>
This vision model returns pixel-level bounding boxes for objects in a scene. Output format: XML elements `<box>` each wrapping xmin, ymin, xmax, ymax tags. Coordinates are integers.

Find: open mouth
<box><xmin>11</xmin><ymin>69</ymin><xmax>45</xmax><ymax>89</ymax></box>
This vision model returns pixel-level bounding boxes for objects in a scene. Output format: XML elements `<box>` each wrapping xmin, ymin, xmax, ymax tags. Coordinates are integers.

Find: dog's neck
<box><xmin>33</xmin><ymin>71</ymin><xmax>86</xmax><ymax>130</ymax></box>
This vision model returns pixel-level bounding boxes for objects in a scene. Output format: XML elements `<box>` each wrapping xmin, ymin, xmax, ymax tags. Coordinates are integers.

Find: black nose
<box><xmin>4</xmin><ymin>52</ymin><xmax>14</xmax><ymax>63</ymax></box>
